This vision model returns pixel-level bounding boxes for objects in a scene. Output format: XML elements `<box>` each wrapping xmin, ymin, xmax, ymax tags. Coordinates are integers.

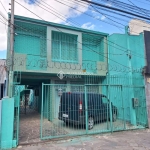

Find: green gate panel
<box><xmin>1</xmin><ymin>97</ymin><xmax>15</xmax><ymax>149</ymax></box>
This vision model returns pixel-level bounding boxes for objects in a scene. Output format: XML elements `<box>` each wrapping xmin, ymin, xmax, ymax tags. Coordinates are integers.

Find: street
<box><xmin>14</xmin><ymin>129</ymin><xmax>150</xmax><ymax>150</ymax></box>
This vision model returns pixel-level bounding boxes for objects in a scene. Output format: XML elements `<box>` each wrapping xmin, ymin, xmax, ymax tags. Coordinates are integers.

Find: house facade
<box><xmin>9</xmin><ymin>15</ymin><xmax>108</xmax><ymax>78</ymax></box>
<box><xmin>127</xmin><ymin>19</ymin><xmax>150</xmax><ymax>128</ymax></box>
<box><xmin>7</xmin><ymin>15</ymin><xmax>108</xmax><ymax>105</ymax></box>
<box><xmin>0</xmin><ymin>15</ymin><xmax>149</xmax><ymax>149</ymax></box>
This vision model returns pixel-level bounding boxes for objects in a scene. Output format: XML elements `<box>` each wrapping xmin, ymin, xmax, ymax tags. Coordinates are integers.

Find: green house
<box><xmin>2</xmin><ymin>15</ymin><xmax>148</xmax><ymax>148</ymax></box>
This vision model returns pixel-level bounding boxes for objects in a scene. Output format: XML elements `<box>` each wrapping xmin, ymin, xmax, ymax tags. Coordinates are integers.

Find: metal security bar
<box><xmin>20</xmin><ymin>89</ymin><xmax>38</xmax><ymax>114</ymax></box>
<box><xmin>40</xmin><ymin>83</ymin><xmax>148</xmax><ymax>140</ymax></box>
<box><xmin>13</xmin><ymin>88</ymin><xmax>20</xmax><ymax>146</ymax></box>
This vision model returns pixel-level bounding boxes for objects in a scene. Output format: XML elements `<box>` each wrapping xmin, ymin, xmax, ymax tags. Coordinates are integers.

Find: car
<box><xmin>58</xmin><ymin>92</ymin><xmax>118</xmax><ymax>130</ymax></box>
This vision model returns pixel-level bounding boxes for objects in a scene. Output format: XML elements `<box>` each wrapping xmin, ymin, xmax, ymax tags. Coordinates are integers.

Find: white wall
<box><xmin>129</xmin><ymin>19</ymin><xmax>150</xmax><ymax>35</ymax></box>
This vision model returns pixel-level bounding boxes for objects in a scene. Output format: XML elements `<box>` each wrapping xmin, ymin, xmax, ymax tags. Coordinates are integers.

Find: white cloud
<box><xmin>0</xmin><ymin>0</ymin><xmax>90</xmax><ymax>51</ymax></box>
<box><xmin>101</xmin><ymin>15</ymin><xmax>106</xmax><ymax>20</ymax></box>
<box><xmin>81</xmin><ymin>22</ymin><xmax>95</xmax><ymax>30</ymax></box>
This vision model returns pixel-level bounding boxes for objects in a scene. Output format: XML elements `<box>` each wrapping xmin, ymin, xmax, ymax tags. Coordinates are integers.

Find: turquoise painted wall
<box><xmin>82</xmin><ymin>34</ymin><xmax>105</xmax><ymax>73</ymax></box>
<box><xmin>106</xmin><ymin>31</ymin><xmax>147</xmax><ymax>126</ymax></box>
<box><xmin>13</xmin><ymin>20</ymin><xmax>107</xmax><ymax>74</ymax></box>
<box><xmin>1</xmin><ymin>97</ymin><xmax>16</xmax><ymax>149</ymax></box>
<box><xmin>14</xmin><ymin>21</ymin><xmax>47</xmax><ymax>71</ymax></box>
<box><xmin>108</xmin><ymin>32</ymin><xmax>145</xmax><ymax>75</ymax></box>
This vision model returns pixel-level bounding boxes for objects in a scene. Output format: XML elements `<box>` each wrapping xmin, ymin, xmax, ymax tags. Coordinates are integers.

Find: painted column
<box><xmin>126</xmin><ymin>31</ymin><xmax>136</xmax><ymax>125</ymax></box>
<box><xmin>1</xmin><ymin>97</ymin><xmax>15</xmax><ymax>149</ymax></box>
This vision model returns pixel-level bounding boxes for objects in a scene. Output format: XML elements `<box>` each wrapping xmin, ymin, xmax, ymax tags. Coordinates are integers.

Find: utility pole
<box><xmin>10</xmin><ymin>0</ymin><xmax>14</xmax><ymax>70</ymax></box>
<box><xmin>7</xmin><ymin>0</ymin><xmax>14</xmax><ymax>97</ymax></box>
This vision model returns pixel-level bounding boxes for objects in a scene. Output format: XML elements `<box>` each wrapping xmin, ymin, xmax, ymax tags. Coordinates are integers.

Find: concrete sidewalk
<box><xmin>14</xmin><ymin>129</ymin><xmax>150</xmax><ymax>150</ymax></box>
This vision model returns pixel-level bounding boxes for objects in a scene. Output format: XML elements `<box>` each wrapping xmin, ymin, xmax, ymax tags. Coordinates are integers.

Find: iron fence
<box><xmin>40</xmin><ymin>83</ymin><xmax>147</xmax><ymax>140</ymax></box>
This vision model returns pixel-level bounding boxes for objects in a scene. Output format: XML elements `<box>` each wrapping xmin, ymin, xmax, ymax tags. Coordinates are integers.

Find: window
<box><xmin>52</xmin><ymin>31</ymin><xmax>78</xmax><ymax>63</ymax></box>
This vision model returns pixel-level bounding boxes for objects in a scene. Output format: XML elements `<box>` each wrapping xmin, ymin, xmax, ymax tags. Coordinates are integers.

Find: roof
<box><xmin>0</xmin><ymin>59</ymin><xmax>6</xmax><ymax>84</ymax></box>
<box><xmin>12</xmin><ymin>14</ymin><xmax>109</xmax><ymax>37</ymax></box>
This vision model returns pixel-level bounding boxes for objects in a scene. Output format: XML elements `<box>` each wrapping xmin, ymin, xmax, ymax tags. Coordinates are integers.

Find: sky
<box><xmin>0</xmin><ymin>0</ymin><xmax>150</xmax><ymax>59</ymax></box>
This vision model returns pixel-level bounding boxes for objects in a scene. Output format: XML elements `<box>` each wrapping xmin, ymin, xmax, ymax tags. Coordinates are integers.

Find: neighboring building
<box><xmin>0</xmin><ymin>59</ymin><xmax>6</xmax><ymax>100</ymax></box>
<box><xmin>129</xmin><ymin>19</ymin><xmax>150</xmax><ymax>35</ymax></box>
<box><xmin>128</xmin><ymin>19</ymin><xmax>150</xmax><ymax>128</ymax></box>
<box><xmin>108</xmin><ymin>27</ymin><xmax>147</xmax><ymax>126</ymax></box>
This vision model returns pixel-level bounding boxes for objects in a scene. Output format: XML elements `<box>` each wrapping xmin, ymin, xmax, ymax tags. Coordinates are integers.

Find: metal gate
<box><xmin>13</xmin><ymin>89</ymin><xmax>20</xmax><ymax>146</ymax></box>
<box><xmin>40</xmin><ymin>83</ymin><xmax>148</xmax><ymax>140</ymax></box>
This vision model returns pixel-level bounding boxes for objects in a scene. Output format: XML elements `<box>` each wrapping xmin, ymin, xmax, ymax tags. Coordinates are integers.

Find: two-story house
<box><xmin>5</xmin><ymin>14</ymin><xmax>109</xmax><ymax>144</ymax></box>
<box><xmin>2</xmin><ymin>15</ymin><xmax>148</xmax><ymax>148</ymax></box>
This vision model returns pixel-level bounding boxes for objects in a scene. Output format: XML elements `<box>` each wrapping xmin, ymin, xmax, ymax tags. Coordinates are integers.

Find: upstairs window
<box><xmin>52</xmin><ymin>31</ymin><xmax>78</xmax><ymax>63</ymax></box>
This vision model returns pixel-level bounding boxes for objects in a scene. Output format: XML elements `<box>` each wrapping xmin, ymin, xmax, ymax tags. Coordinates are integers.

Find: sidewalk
<box><xmin>14</xmin><ymin>129</ymin><xmax>150</xmax><ymax>150</ymax></box>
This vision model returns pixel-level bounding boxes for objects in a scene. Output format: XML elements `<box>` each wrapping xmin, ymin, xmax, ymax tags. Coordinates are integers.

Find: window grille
<box><xmin>52</xmin><ymin>31</ymin><xmax>78</xmax><ymax>63</ymax></box>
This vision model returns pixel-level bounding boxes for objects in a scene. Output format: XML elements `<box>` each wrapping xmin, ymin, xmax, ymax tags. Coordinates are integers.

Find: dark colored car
<box><xmin>58</xmin><ymin>92</ymin><xmax>118</xmax><ymax>130</ymax></box>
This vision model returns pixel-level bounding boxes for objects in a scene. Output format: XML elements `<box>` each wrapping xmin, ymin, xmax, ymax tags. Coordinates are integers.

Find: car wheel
<box><xmin>88</xmin><ymin>117</ymin><xmax>94</xmax><ymax>130</ymax></box>
<box><xmin>112</xmin><ymin>112</ymin><xmax>117</xmax><ymax>122</ymax></box>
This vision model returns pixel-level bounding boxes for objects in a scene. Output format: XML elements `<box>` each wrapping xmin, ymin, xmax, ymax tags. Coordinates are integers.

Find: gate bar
<box><xmin>85</xmin><ymin>86</ymin><xmax>88</xmax><ymax>133</ymax></box>
<box><xmin>40</xmin><ymin>83</ymin><xmax>44</xmax><ymax>139</ymax></box>
<box><xmin>42</xmin><ymin>84</ymin><xmax>144</xmax><ymax>88</ymax></box>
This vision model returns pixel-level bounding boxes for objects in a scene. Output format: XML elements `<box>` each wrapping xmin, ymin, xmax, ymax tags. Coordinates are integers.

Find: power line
<box><xmin>96</xmin><ymin>0</ymin><xmax>150</xmax><ymax>16</ymax></box>
<box><xmin>1</xmin><ymin>15</ymin><xmax>125</xmax><ymax>59</ymax></box>
<box><xmin>63</xmin><ymin>0</ymin><xmax>150</xmax><ymax>34</ymax></box>
<box><xmin>0</xmin><ymin>0</ymin><xmax>142</xmax><ymax>73</ymax></box>
<box><xmin>55</xmin><ymin>0</ymin><xmax>147</xmax><ymax>58</ymax></box>
<box><xmin>79</xmin><ymin>0</ymin><xmax>150</xmax><ymax>21</ymax></box>
<box><xmin>13</xmin><ymin>0</ymin><xmax>147</xmax><ymax>61</ymax></box>
<box><xmin>0</xmin><ymin>0</ymin><xmax>7</xmax><ymax>13</ymax></box>
<box><xmin>56</xmin><ymin>0</ymin><xmax>124</xmax><ymax>29</ymax></box>
<box><xmin>33</xmin><ymin>0</ymin><xmax>144</xmax><ymax>58</ymax></box>
<box><xmin>40</xmin><ymin>0</ymin><xmax>81</xmax><ymax>28</ymax></box>
<box><xmin>127</xmin><ymin>0</ymin><xmax>150</xmax><ymax>18</ymax></box>
<box><xmin>133</xmin><ymin>0</ymin><xmax>150</xmax><ymax>5</ymax></box>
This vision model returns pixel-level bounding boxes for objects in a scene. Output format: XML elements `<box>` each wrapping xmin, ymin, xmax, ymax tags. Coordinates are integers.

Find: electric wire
<box><xmin>10</xmin><ymin>0</ymin><xmax>147</xmax><ymax>60</ymax></box>
<box><xmin>0</xmin><ymin>0</ymin><xmax>7</xmax><ymax>13</ymax></box>
<box><xmin>55</xmin><ymin>0</ymin><xmax>147</xmax><ymax>58</ymax></box>
<box><xmin>127</xmin><ymin>0</ymin><xmax>150</xmax><ymax>18</ymax></box>
<box><xmin>31</xmin><ymin>0</ymin><xmax>144</xmax><ymax>58</ymax></box>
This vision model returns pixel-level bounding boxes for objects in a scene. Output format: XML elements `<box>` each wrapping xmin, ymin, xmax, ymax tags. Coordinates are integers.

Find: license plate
<box><xmin>63</xmin><ymin>114</ymin><xmax>68</xmax><ymax>118</ymax></box>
